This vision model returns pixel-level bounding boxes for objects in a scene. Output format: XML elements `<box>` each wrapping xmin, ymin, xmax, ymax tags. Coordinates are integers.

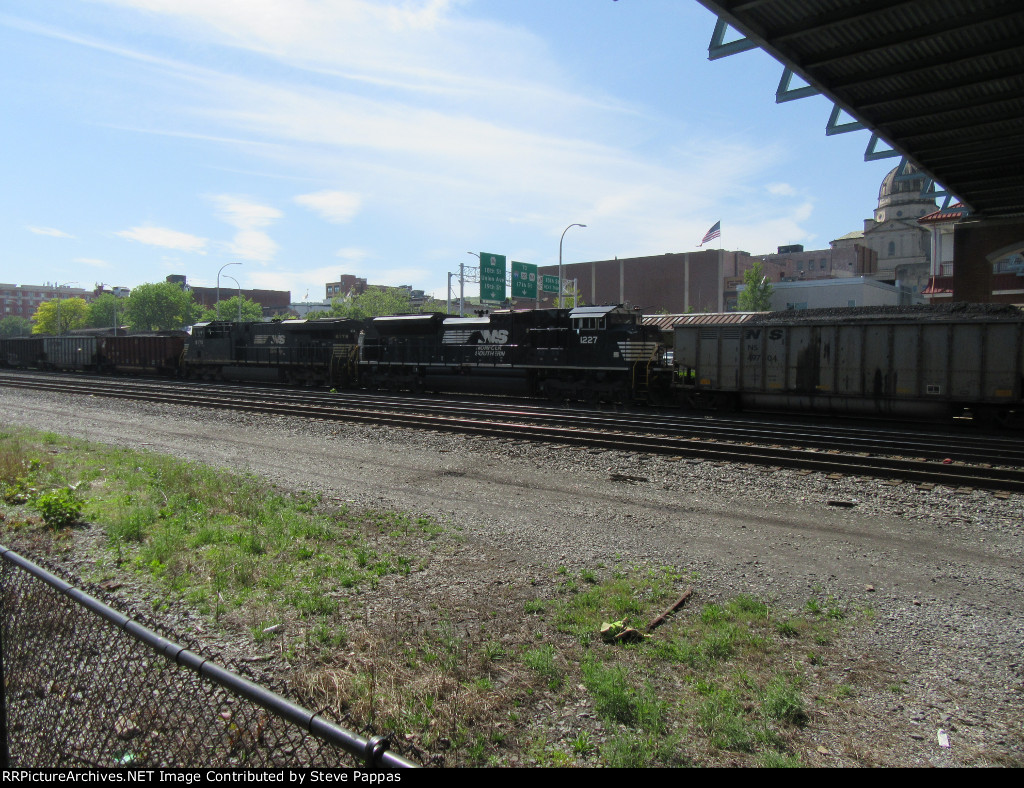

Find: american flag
<box><xmin>698</xmin><ymin>221</ymin><xmax>721</xmax><ymax>246</ymax></box>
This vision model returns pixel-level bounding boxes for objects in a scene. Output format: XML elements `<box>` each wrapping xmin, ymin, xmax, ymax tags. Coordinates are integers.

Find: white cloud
<box><xmin>227</xmin><ymin>229</ymin><xmax>278</xmax><ymax>263</ymax></box>
<box><xmin>210</xmin><ymin>195</ymin><xmax>282</xmax><ymax>262</ymax></box>
<box><xmin>766</xmin><ymin>182</ymin><xmax>797</xmax><ymax>197</ymax></box>
<box><xmin>295</xmin><ymin>190</ymin><xmax>362</xmax><ymax>224</ymax></box>
<box><xmin>335</xmin><ymin>247</ymin><xmax>369</xmax><ymax>262</ymax></box>
<box><xmin>74</xmin><ymin>257</ymin><xmax>112</xmax><ymax>269</ymax></box>
<box><xmin>28</xmin><ymin>226</ymin><xmax>74</xmax><ymax>238</ymax></box>
<box><xmin>115</xmin><ymin>226</ymin><xmax>208</xmax><ymax>253</ymax></box>
<box><xmin>212</xmin><ymin>195</ymin><xmax>282</xmax><ymax>230</ymax></box>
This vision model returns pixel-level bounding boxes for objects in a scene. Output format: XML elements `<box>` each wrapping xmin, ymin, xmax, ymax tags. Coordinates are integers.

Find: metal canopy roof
<box><xmin>695</xmin><ymin>0</ymin><xmax>1024</xmax><ymax>221</ymax></box>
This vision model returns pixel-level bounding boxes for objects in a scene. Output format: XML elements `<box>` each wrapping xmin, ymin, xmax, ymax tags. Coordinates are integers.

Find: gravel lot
<box><xmin>1</xmin><ymin>386</ymin><xmax>1022</xmax><ymax>766</ymax></box>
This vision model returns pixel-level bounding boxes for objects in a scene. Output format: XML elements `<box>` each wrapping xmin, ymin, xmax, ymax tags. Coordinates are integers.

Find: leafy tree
<box><xmin>123</xmin><ymin>281</ymin><xmax>201</xmax><ymax>331</ymax></box>
<box><xmin>327</xmin><ymin>287</ymin><xmax>417</xmax><ymax>319</ymax></box>
<box><xmin>199</xmin><ymin>295</ymin><xmax>265</xmax><ymax>323</ymax></box>
<box><xmin>31</xmin><ymin>297</ymin><xmax>89</xmax><ymax>335</ymax></box>
<box><xmin>87</xmin><ymin>293</ymin><xmax>127</xmax><ymax>329</ymax></box>
<box><xmin>737</xmin><ymin>261</ymin><xmax>774</xmax><ymax>312</ymax></box>
<box><xmin>561</xmin><ymin>282</ymin><xmax>585</xmax><ymax>308</ymax></box>
<box><xmin>0</xmin><ymin>316</ymin><xmax>32</xmax><ymax>337</ymax></box>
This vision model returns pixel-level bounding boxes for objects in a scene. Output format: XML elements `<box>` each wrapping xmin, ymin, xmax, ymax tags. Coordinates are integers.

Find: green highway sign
<box><xmin>511</xmin><ymin>261</ymin><xmax>538</xmax><ymax>299</ymax></box>
<box><xmin>541</xmin><ymin>275</ymin><xmax>560</xmax><ymax>294</ymax></box>
<box><xmin>480</xmin><ymin>253</ymin><xmax>507</xmax><ymax>303</ymax></box>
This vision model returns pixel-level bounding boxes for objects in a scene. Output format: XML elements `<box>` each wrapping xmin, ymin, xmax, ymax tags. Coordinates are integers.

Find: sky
<box><xmin>1</xmin><ymin>0</ymin><xmax>902</xmax><ymax>303</ymax></box>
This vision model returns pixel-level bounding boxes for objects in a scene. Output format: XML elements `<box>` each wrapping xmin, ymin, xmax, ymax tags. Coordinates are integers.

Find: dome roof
<box><xmin>878</xmin><ymin>163</ymin><xmax>929</xmax><ymax>204</ymax></box>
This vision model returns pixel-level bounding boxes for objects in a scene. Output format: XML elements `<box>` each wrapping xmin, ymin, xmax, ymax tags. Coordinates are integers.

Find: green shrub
<box><xmin>33</xmin><ymin>487</ymin><xmax>83</xmax><ymax>529</ymax></box>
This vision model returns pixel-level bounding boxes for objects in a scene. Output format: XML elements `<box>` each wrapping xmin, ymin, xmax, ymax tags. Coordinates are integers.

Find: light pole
<box><xmin>223</xmin><ymin>274</ymin><xmax>243</xmax><ymax>322</ymax></box>
<box><xmin>464</xmin><ymin>252</ymin><xmax>480</xmax><ymax>317</ymax></box>
<box><xmin>216</xmin><ymin>262</ymin><xmax>242</xmax><ymax>320</ymax></box>
<box><xmin>55</xmin><ymin>281</ymin><xmax>78</xmax><ymax>335</ymax></box>
<box><xmin>558</xmin><ymin>224</ymin><xmax>585</xmax><ymax>309</ymax></box>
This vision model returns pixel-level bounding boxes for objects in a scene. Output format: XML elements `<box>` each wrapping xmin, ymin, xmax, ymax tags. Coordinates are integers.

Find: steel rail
<box><xmin>2</xmin><ymin>373</ymin><xmax>1023</xmax><ymax>492</ymax></box>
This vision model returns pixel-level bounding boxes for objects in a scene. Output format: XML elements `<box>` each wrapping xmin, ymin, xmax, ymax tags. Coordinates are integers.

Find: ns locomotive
<box><xmin>182</xmin><ymin>304</ymin><xmax>670</xmax><ymax>402</ymax></box>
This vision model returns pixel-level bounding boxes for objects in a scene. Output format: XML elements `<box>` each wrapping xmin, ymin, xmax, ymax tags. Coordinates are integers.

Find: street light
<box><xmin>558</xmin><ymin>224</ymin><xmax>586</xmax><ymax>309</ymax></box>
<box><xmin>462</xmin><ymin>252</ymin><xmax>480</xmax><ymax>317</ymax></box>
<box><xmin>216</xmin><ymin>262</ymin><xmax>242</xmax><ymax>320</ymax></box>
<box><xmin>223</xmin><ymin>274</ymin><xmax>243</xmax><ymax>322</ymax></box>
<box><xmin>55</xmin><ymin>281</ymin><xmax>78</xmax><ymax>336</ymax></box>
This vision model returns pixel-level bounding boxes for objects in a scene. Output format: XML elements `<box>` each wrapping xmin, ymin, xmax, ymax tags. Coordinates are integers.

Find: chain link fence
<box><xmin>0</xmin><ymin>545</ymin><xmax>417</xmax><ymax>769</ymax></box>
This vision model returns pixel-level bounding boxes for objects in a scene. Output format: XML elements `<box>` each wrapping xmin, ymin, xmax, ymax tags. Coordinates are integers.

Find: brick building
<box><xmin>1</xmin><ymin>283</ymin><xmax>93</xmax><ymax>321</ymax></box>
<box><xmin>167</xmin><ymin>276</ymin><xmax>291</xmax><ymax>318</ymax></box>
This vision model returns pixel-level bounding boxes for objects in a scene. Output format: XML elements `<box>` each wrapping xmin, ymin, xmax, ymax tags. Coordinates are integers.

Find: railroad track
<box><xmin>3</xmin><ymin>371</ymin><xmax>1023</xmax><ymax>493</ymax></box>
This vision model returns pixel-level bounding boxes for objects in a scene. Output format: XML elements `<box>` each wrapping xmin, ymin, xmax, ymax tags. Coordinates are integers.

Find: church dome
<box><xmin>875</xmin><ymin>162</ymin><xmax>936</xmax><ymax>221</ymax></box>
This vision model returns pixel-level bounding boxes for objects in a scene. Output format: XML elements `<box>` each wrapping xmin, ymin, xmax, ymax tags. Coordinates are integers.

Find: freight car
<box><xmin>359</xmin><ymin>305</ymin><xmax>669</xmax><ymax>402</ymax></box>
<box><xmin>0</xmin><ymin>333</ymin><xmax>186</xmax><ymax>375</ymax></box>
<box><xmin>96</xmin><ymin>334</ymin><xmax>185</xmax><ymax>376</ymax></box>
<box><xmin>672</xmin><ymin>306</ymin><xmax>1024</xmax><ymax>425</ymax></box>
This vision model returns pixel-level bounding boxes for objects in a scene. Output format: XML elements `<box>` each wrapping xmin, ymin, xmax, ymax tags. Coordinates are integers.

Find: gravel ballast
<box><xmin>1</xmin><ymin>386</ymin><xmax>1022</xmax><ymax>767</ymax></box>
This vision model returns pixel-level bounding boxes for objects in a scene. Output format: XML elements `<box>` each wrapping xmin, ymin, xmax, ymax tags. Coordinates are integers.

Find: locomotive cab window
<box><xmin>572</xmin><ymin>317</ymin><xmax>605</xmax><ymax>332</ymax></box>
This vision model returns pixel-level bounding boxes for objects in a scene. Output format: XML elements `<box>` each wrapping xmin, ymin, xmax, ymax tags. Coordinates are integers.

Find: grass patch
<box><xmin>0</xmin><ymin>426</ymin><xmax>863</xmax><ymax>767</ymax></box>
<box><xmin>0</xmin><ymin>427</ymin><xmax>438</xmax><ymax>640</ymax></box>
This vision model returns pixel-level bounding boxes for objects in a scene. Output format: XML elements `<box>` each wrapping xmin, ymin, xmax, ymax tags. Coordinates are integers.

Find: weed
<box><xmin>759</xmin><ymin>750</ymin><xmax>803</xmax><ymax>768</ymax></box>
<box><xmin>761</xmin><ymin>676</ymin><xmax>807</xmax><ymax>726</ymax></box>
<box><xmin>522</xmin><ymin>644</ymin><xmax>563</xmax><ymax>690</ymax></box>
<box><xmin>697</xmin><ymin>687</ymin><xmax>754</xmax><ymax>752</ymax></box>
<box><xmin>582</xmin><ymin>658</ymin><xmax>665</xmax><ymax>733</ymax></box>
<box><xmin>571</xmin><ymin>731</ymin><xmax>594</xmax><ymax>757</ymax></box>
<box><xmin>32</xmin><ymin>487</ymin><xmax>83</xmax><ymax>529</ymax></box>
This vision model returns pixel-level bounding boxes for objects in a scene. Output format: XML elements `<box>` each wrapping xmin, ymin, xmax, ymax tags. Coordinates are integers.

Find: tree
<box><xmin>31</xmin><ymin>297</ymin><xmax>89</xmax><ymax>335</ymax></box>
<box><xmin>198</xmin><ymin>295</ymin><xmax>265</xmax><ymax>323</ymax></box>
<box><xmin>123</xmin><ymin>281</ymin><xmax>201</xmax><ymax>331</ymax></box>
<box><xmin>737</xmin><ymin>261</ymin><xmax>774</xmax><ymax>312</ymax></box>
<box><xmin>87</xmin><ymin>293</ymin><xmax>127</xmax><ymax>330</ymax></box>
<box><xmin>0</xmin><ymin>316</ymin><xmax>32</xmax><ymax>337</ymax></box>
<box><xmin>327</xmin><ymin>287</ymin><xmax>417</xmax><ymax>319</ymax></box>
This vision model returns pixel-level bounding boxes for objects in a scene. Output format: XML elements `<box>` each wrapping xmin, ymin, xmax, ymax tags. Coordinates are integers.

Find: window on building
<box><xmin>820</xmin><ymin>259</ymin><xmax>827</xmax><ymax>269</ymax></box>
<box><xmin>887</xmin><ymin>242</ymin><xmax>896</xmax><ymax>256</ymax></box>
<box><xmin>848</xmin><ymin>300</ymin><xmax>856</xmax><ymax>307</ymax></box>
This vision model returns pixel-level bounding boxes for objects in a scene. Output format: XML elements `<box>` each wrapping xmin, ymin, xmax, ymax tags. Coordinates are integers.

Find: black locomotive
<box><xmin>359</xmin><ymin>305</ymin><xmax>668</xmax><ymax>401</ymax></box>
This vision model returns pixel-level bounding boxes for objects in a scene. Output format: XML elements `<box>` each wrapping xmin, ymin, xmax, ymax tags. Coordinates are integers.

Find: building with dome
<box><xmin>831</xmin><ymin>162</ymin><xmax>937</xmax><ymax>297</ymax></box>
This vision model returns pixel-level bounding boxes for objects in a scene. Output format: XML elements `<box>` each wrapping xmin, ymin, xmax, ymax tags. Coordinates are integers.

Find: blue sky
<box><xmin>1</xmin><ymin>0</ymin><xmax>898</xmax><ymax>303</ymax></box>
